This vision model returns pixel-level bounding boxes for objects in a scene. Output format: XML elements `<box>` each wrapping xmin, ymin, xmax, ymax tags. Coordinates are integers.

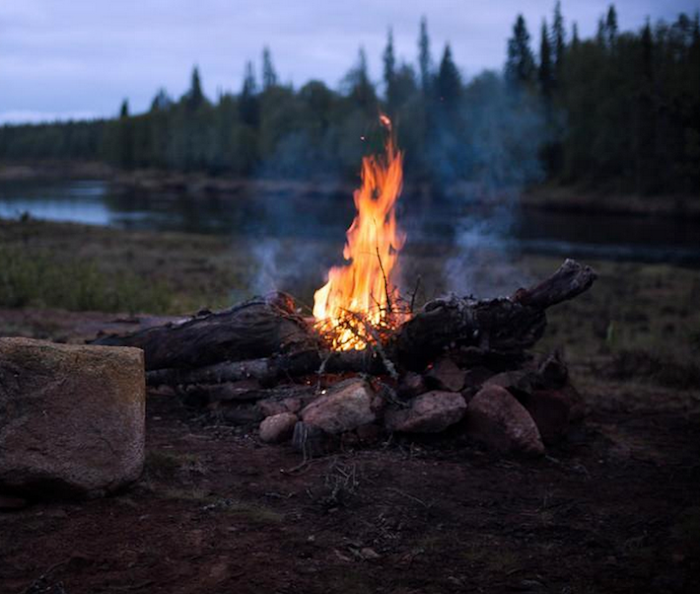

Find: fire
<box><xmin>313</xmin><ymin>115</ymin><xmax>408</xmax><ymax>351</ymax></box>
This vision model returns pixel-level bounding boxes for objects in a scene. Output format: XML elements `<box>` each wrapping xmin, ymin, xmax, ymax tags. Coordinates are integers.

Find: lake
<box><xmin>1</xmin><ymin>178</ymin><xmax>699</xmax><ymax>265</ymax></box>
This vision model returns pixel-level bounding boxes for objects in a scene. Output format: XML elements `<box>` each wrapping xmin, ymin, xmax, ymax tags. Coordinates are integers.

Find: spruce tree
<box><xmin>539</xmin><ymin>20</ymin><xmax>553</xmax><ymax>100</ymax></box>
<box><xmin>506</xmin><ymin>15</ymin><xmax>536</xmax><ymax>90</ymax></box>
<box><xmin>418</xmin><ymin>17</ymin><xmax>433</xmax><ymax>93</ymax></box>
<box><xmin>187</xmin><ymin>66</ymin><xmax>205</xmax><ymax>110</ymax></box>
<box><xmin>383</xmin><ymin>28</ymin><xmax>396</xmax><ymax>108</ymax></box>
<box><xmin>436</xmin><ymin>44</ymin><xmax>461</xmax><ymax>109</ymax></box>
<box><xmin>606</xmin><ymin>5</ymin><xmax>619</xmax><ymax>47</ymax></box>
<box><xmin>239</xmin><ymin>61</ymin><xmax>259</xmax><ymax>126</ymax></box>
<box><xmin>552</xmin><ymin>1</ymin><xmax>566</xmax><ymax>84</ymax></box>
<box><xmin>262</xmin><ymin>47</ymin><xmax>278</xmax><ymax>90</ymax></box>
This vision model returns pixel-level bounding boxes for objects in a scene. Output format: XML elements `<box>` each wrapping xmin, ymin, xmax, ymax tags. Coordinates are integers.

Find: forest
<box><xmin>1</xmin><ymin>3</ymin><xmax>699</xmax><ymax>195</ymax></box>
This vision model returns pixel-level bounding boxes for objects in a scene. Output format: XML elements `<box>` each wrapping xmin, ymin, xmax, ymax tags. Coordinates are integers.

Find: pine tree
<box><xmin>539</xmin><ymin>20</ymin><xmax>554</xmax><ymax>99</ymax></box>
<box><xmin>436</xmin><ymin>44</ymin><xmax>461</xmax><ymax>109</ymax></box>
<box><xmin>418</xmin><ymin>17</ymin><xmax>433</xmax><ymax>93</ymax></box>
<box><xmin>262</xmin><ymin>47</ymin><xmax>278</xmax><ymax>90</ymax></box>
<box><xmin>119</xmin><ymin>99</ymin><xmax>129</xmax><ymax>118</ymax></box>
<box><xmin>552</xmin><ymin>1</ymin><xmax>566</xmax><ymax>73</ymax></box>
<box><xmin>150</xmin><ymin>88</ymin><xmax>172</xmax><ymax>112</ymax></box>
<box><xmin>186</xmin><ymin>66</ymin><xmax>205</xmax><ymax>110</ymax></box>
<box><xmin>506</xmin><ymin>15</ymin><xmax>536</xmax><ymax>90</ymax></box>
<box><xmin>571</xmin><ymin>22</ymin><xmax>580</xmax><ymax>49</ymax></box>
<box><xmin>606</xmin><ymin>5</ymin><xmax>619</xmax><ymax>47</ymax></box>
<box><xmin>239</xmin><ymin>61</ymin><xmax>259</xmax><ymax>126</ymax></box>
<box><xmin>383</xmin><ymin>28</ymin><xmax>396</xmax><ymax>107</ymax></box>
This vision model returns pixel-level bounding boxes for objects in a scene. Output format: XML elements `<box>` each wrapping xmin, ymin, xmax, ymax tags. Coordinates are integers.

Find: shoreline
<box><xmin>1</xmin><ymin>161</ymin><xmax>699</xmax><ymax>220</ymax></box>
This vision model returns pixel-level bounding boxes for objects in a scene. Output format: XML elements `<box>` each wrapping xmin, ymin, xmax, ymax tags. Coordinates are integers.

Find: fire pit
<box><xmin>95</xmin><ymin>116</ymin><xmax>596</xmax><ymax>457</ymax></box>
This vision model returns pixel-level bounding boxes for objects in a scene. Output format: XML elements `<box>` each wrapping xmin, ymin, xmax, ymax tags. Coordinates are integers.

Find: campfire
<box><xmin>95</xmin><ymin>119</ymin><xmax>598</xmax><ymax>457</ymax></box>
<box><xmin>313</xmin><ymin>114</ymin><xmax>408</xmax><ymax>352</ymax></box>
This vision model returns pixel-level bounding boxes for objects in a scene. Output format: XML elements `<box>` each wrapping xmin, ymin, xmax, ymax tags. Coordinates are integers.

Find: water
<box><xmin>1</xmin><ymin>178</ymin><xmax>699</xmax><ymax>265</ymax></box>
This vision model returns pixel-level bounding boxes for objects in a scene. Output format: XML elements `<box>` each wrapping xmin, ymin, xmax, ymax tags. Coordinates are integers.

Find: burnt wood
<box><xmin>99</xmin><ymin>259</ymin><xmax>596</xmax><ymax>378</ymax></box>
<box><xmin>93</xmin><ymin>292</ymin><xmax>317</xmax><ymax>371</ymax></box>
<box><xmin>393</xmin><ymin>259</ymin><xmax>596</xmax><ymax>370</ymax></box>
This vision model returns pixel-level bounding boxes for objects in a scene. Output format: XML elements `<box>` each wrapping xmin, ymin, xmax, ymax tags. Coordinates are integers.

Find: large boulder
<box><xmin>300</xmin><ymin>378</ymin><xmax>375</xmax><ymax>434</ymax></box>
<box><xmin>0</xmin><ymin>337</ymin><xmax>146</xmax><ymax>499</ymax></box>
<box><xmin>464</xmin><ymin>385</ymin><xmax>544</xmax><ymax>456</ymax></box>
<box><xmin>385</xmin><ymin>391</ymin><xmax>467</xmax><ymax>433</ymax></box>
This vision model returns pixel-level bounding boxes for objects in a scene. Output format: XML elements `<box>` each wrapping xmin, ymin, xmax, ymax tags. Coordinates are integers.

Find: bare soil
<box><xmin>1</xmin><ymin>363</ymin><xmax>699</xmax><ymax>593</ymax></box>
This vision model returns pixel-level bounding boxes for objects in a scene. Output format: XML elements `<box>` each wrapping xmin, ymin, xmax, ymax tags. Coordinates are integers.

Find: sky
<box><xmin>0</xmin><ymin>0</ymin><xmax>698</xmax><ymax>124</ymax></box>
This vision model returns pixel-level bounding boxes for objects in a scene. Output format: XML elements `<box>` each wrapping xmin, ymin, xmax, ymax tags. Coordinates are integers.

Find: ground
<box><xmin>1</xmin><ymin>220</ymin><xmax>699</xmax><ymax>593</ymax></box>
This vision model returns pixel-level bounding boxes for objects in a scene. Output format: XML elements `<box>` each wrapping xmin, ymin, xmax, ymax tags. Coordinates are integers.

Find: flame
<box><xmin>313</xmin><ymin>115</ymin><xmax>408</xmax><ymax>351</ymax></box>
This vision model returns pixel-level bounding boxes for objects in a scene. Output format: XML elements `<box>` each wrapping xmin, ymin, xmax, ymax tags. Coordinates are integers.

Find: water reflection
<box><xmin>1</xmin><ymin>178</ymin><xmax>699</xmax><ymax>265</ymax></box>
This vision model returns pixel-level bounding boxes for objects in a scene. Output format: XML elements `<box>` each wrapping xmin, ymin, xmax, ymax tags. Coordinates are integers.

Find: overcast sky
<box><xmin>0</xmin><ymin>0</ymin><xmax>697</xmax><ymax>123</ymax></box>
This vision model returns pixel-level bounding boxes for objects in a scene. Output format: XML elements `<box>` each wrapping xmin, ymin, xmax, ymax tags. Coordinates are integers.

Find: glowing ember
<box><xmin>313</xmin><ymin>115</ymin><xmax>408</xmax><ymax>351</ymax></box>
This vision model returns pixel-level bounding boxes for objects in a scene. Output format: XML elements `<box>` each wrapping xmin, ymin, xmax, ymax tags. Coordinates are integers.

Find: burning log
<box><xmin>99</xmin><ymin>259</ymin><xmax>596</xmax><ymax>383</ymax></box>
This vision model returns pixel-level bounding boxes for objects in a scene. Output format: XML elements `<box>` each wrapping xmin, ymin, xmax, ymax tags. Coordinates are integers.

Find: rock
<box><xmin>425</xmin><ymin>357</ymin><xmax>466</xmax><ymax>392</ymax></box>
<box><xmin>464</xmin><ymin>385</ymin><xmax>544</xmax><ymax>456</ymax></box>
<box><xmin>0</xmin><ymin>337</ymin><xmax>145</xmax><ymax>499</ymax></box>
<box><xmin>385</xmin><ymin>391</ymin><xmax>467</xmax><ymax>433</ymax></box>
<box><xmin>397</xmin><ymin>371</ymin><xmax>427</xmax><ymax>399</ymax></box>
<box><xmin>259</xmin><ymin>412</ymin><xmax>298</xmax><ymax>443</ymax></box>
<box><xmin>300</xmin><ymin>379</ymin><xmax>376</xmax><ymax>434</ymax></box>
<box><xmin>520</xmin><ymin>389</ymin><xmax>570</xmax><ymax>444</ymax></box>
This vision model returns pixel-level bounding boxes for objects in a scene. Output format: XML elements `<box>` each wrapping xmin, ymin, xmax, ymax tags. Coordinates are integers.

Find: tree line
<box><xmin>1</xmin><ymin>4</ymin><xmax>698</xmax><ymax>195</ymax></box>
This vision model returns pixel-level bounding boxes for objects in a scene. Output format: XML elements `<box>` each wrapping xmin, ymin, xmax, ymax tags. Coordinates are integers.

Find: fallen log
<box><xmin>93</xmin><ymin>292</ymin><xmax>317</xmax><ymax>371</ymax></box>
<box><xmin>100</xmin><ymin>259</ymin><xmax>596</xmax><ymax>378</ymax></box>
<box><xmin>394</xmin><ymin>259</ymin><xmax>596</xmax><ymax>370</ymax></box>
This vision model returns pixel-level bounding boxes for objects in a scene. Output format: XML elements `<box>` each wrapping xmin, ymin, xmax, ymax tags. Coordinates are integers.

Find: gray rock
<box><xmin>300</xmin><ymin>379</ymin><xmax>376</xmax><ymax>434</ymax></box>
<box><xmin>0</xmin><ymin>337</ymin><xmax>145</xmax><ymax>499</ymax></box>
<box><xmin>464</xmin><ymin>385</ymin><xmax>544</xmax><ymax>456</ymax></box>
<box><xmin>259</xmin><ymin>412</ymin><xmax>298</xmax><ymax>443</ymax></box>
<box><xmin>385</xmin><ymin>391</ymin><xmax>467</xmax><ymax>433</ymax></box>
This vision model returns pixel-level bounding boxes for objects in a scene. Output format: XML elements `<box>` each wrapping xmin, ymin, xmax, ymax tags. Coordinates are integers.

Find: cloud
<box><xmin>0</xmin><ymin>0</ymin><xmax>696</xmax><ymax>122</ymax></box>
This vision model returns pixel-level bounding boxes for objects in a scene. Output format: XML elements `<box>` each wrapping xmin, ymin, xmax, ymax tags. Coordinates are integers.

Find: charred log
<box><xmin>146</xmin><ymin>348</ymin><xmax>387</xmax><ymax>387</ymax></box>
<box><xmin>93</xmin><ymin>292</ymin><xmax>316</xmax><ymax>371</ymax></box>
<box><xmin>394</xmin><ymin>259</ymin><xmax>596</xmax><ymax>370</ymax></box>
<box><xmin>98</xmin><ymin>260</ymin><xmax>596</xmax><ymax>379</ymax></box>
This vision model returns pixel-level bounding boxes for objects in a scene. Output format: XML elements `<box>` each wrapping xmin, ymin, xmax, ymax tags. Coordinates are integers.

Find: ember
<box><xmin>313</xmin><ymin>114</ymin><xmax>408</xmax><ymax>351</ymax></box>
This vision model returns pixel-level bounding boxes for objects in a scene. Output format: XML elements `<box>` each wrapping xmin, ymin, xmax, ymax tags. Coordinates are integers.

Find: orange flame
<box><xmin>313</xmin><ymin>115</ymin><xmax>407</xmax><ymax>351</ymax></box>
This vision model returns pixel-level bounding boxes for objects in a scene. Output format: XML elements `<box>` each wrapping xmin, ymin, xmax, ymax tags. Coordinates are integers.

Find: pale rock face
<box><xmin>0</xmin><ymin>337</ymin><xmax>146</xmax><ymax>499</ymax></box>
<box><xmin>385</xmin><ymin>391</ymin><xmax>467</xmax><ymax>433</ymax></box>
<box><xmin>464</xmin><ymin>385</ymin><xmax>545</xmax><ymax>456</ymax></box>
<box><xmin>300</xmin><ymin>378</ymin><xmax>376</xmax><ymax>434</ymax></box>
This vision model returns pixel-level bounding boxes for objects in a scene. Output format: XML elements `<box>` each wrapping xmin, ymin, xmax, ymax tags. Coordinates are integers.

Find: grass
<box><xmin>0</xmin><ymin>245</ymin><xmax>172</xmax><ymax>313</ymax></box>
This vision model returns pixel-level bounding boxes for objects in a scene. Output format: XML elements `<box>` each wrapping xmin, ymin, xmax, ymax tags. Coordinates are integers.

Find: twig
<box><xmin>376</xmin><ymin>246</ymin><xmax>394</xmax><ymax>315</ymax></box>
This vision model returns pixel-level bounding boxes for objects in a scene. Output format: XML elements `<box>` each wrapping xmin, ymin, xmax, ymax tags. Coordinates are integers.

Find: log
<box><xmin>93</xmin><ymin>292</ymin><xmax>317</xmax><ymax>371</ymax></box>
<box><xmin>146</xmin><ymin>348</ymin><xmax>386</xmax><ymax>387</ymax></box>
<box><xmin>393</xmin><ymin>259</ymin><xmax>596</xmax><ymax>370</ymax></box>
<box><xmin>99</xmin><ymin>259</ymin><xmax>596</xmax><ymax>378</ymax></box>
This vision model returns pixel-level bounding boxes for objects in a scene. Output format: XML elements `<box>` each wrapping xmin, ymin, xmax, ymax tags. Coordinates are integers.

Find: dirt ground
<box><xmin>0</xmin><ymin>356</ymin><xmax>698</xmax><ymax>593</ymax></box>
<box><xmin>1</xmin><ymin>221</ymin><xmax>700</xmax><ymax>593</ymax></box>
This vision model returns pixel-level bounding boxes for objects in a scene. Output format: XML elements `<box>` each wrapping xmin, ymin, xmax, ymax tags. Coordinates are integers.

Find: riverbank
<box><xmin>2</xmin><ymin>161</ymin><xmax>699</xmax><ymax>219</ymax></box>
<box><xmin>1</xmin><ymin>218</ymin><xmax>699</xmax><ymax>594</ymax></box>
